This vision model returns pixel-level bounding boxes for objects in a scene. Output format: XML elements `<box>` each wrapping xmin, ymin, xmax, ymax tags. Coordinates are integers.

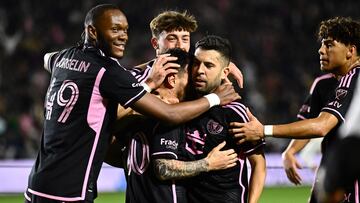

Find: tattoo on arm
<box><xmin>154</xmin><ymin>159</ymin><xmax>208</xmax><ymax>181</ymax></box>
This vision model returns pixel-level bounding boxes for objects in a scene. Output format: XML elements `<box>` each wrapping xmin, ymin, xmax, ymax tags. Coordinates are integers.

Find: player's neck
<box><xmin>339</xmin><ymin>57</ymin><xmax>360</xmax><ymax>76</ymax></box>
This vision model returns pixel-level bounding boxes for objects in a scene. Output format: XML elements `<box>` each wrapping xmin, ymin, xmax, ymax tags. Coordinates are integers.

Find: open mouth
<box><xmin>114</xmin><ymin>43</ymin><xmax>125</xmax><ymax>51</ymax></box>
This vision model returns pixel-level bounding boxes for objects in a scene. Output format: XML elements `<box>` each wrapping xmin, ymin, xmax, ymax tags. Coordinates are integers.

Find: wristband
<box><xmin>264</xmin><ymin>125</ymin><xmax>273</xmax><ymax>137</ymax></box>
<box><xmin>204</xmin><ymin>93</ymin><xmax>220</xmax><ymax>108</ymax></box>
<box><xmin>141</xmin><ymin>83</ymin><xmax>152</xmax><ymax>93</ymax></box>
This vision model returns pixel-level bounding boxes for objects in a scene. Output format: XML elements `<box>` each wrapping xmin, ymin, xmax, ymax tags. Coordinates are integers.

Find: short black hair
<box><xmin>318</xmin><ymin>17</ymin><xmax>360</xmax><ymax>55</ymax></box>
<box><xmin>195</xmin><ymin>35</ymin><xmax>231</xmax><ymax>66</ymax></box>
<box><xmin>84</xmin><ymin>4</ymin><xmax>120</xmax><ymax>27</ymax></box>
<box><xmin>165</xmin><ymin>48</ymin><xmax>191</xmax><ymax>74</ymax></box>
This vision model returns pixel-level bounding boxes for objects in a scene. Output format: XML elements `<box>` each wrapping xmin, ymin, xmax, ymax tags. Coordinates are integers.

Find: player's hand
<box><xmin>229</xmin><ymin>108</ymin><xmax>264</xmax><ymax>144</ymax></box>
<box><xmin>213</xmin><ymin>83</ymin><xmax>240</xmax><ymax>105</ymax></box>
<box><xmin>206</xmin><ymin>141</ymin><xmax>237</xmax><ymax>171</ymax></box>
<box><xmin>226</xmin><ymin>62</ymin><xmax>244</xmax><ymax>88</ymax></box>
<box><xmin>146</xmin><ymin>54</ymin><xmax>180</xmax><ymax>90</ymax></box>
<box><xmin>282</xmin><ymin>151</ymin><xmax>303</xmax><ymax>185</ymax></box>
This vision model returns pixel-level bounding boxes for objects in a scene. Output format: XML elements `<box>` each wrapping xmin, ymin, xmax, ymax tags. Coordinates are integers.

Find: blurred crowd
<box><xmin>1</xmin><ymin>0</ymin><xmax>359</xmax><ymax>159</ymax></box>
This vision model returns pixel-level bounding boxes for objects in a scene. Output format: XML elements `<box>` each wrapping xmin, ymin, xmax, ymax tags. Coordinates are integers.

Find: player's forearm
<box><xmin>248</xmin><ymin>156</ymin><xmax>266</xmax><ymax>203</ymax></box>
<box><xmin>153</xmin><ymin>159</ymin><xmax>208</xmax><ymax>181</ymax></box>
<box><xmin>283</xmin><ymin>139</ymin><xmax>311</xmax><ymax>155</ymax></box>
<box><xmin>134</xmin><ymin>94</ymin><xmax>210</xmax><ymax>125</ymax></box>
<box><xmin>273</xmin><ymin>118</ymin><xmax>328</xmax><ymax>139</ymax></box>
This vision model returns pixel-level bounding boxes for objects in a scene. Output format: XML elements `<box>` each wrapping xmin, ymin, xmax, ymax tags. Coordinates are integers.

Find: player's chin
<box><xmin>111</xmin><ymin>50</ymin><xmax>124</xmax><ymax>59</ymax></box>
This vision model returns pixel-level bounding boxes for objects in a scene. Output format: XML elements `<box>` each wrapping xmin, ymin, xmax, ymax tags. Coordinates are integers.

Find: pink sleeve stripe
<box><xmin>152</xmin><ymin>151</ymin><xmax>178</xmax><ymax>159</ymax></box>
<box><xmin>321</xmin><ymin>107</ymin><xmax>345</xmax><ymax>122</ymax></box>
<box><xmin>309</xmin><ymin>74</ymin><xmax>334</xmax><ymax>94</ymax></box>
<box><xmin>28</xmin><ymin>188</ymin><xmax>83</xmax><ymax>201</ymax></box>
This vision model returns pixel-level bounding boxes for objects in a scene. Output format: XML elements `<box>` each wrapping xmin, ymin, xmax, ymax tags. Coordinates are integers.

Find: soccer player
<box><xmin>109</xmin><ymin>48</ymin><xmax>238</xmax><ymax>203</ymax></box>
<box><xmin>134</xmin><ymin>10</ymin><xmax>243</xmax><ymax>87</ymax></box>
<box><xmin>152</xmin><ymin>35</ymin><xmax>266</xmax><ymax>203</ymax></box>
<box><xmin>316</xmin><ymin>76</ymin><xmax>360</xmax><ymax>203</ymax></box>
<box><xmin>282</xmin><ymin>74</ymin><xmax>337</xmax><ymax>185</ymax></box>
<box><xmin>24</xmin><ymin>4</ymin><xmax>239</xmax><ymax>203</ymax></box>
<box><xmin>230</xmin><ymin>16</ymin><xmax>360</xmax><ymax>203</ymax></box>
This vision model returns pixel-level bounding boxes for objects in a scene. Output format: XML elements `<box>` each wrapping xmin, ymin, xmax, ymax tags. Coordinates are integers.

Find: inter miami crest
<box><xmin>335</xmin><ymin>88</ymin><xmax>348</xmax><ymax>100</ymax></box>
<box><xmin>206</xmin><ymin>119</ymin><xmax>223</xmax><ymax>134</ymax></box>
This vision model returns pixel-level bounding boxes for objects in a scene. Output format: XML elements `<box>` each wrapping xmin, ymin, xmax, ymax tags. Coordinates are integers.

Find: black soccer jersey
<box><xmin>185</xmin><ymin>100</ymin><xmax>265</xmax><ymax>203</ymax></box>
<box><xmin>26</xmin><ymin>45</ymin><xmax>146</xmax><ymax>202</ymax></box>
<box><xmin>297</xmin><ymin>73</ymin><xmax>339</xmax><ymax>155</ymax></box>
<box><xmin>308</xmin><ymin>67</ymin><xmax>360</xmax><ymax>203</ymax></box>
<box><xmin>321</xmin><ymin>67</ymin><xmax>360</xmax><ymax>155</ymax></box>
<box><xmin>115</xmin><ymin>115</ymin><xmax>187</xmax><ymax>203</ymax></box>
<box><xmin>153</xmin><ymin>100</ymin><xmax>265</xmax><ymax>203</ymax></box>
<box><xmin>297</xmin><ymin>73</ymin><xmax>338</xmax><ymax>120</ymax></box>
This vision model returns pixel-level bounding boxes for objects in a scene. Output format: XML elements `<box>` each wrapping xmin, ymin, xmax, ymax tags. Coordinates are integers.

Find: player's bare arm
<box><xmin>154</xmin><ymin>141</ymin><xmax>237</xmax><ymax>180</ymax></box>
<box><xmin>247</xmin><ymin>151</ymin><xmax>266</xmax><ymax>203</ymax></box>
<box><xmin>132</xmin><ymin>83</ymin><xmax>239</xmax><ymax>125</ymax></box>
<box><xmin>229</xmin><ymin>109</ymin><xmax>339</xmax><ymax>144</ymax></box>
<box><xmin>282</xmin><ymin>139</ymin><xmax>310</xmax><ymax>185</ymax></box>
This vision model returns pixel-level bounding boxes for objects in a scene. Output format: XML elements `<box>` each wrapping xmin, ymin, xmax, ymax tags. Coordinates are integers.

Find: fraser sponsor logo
<box><xmin>160</xmin><ymin>138</ymin><xmax>178</xmax><ymax>150</ymax></box>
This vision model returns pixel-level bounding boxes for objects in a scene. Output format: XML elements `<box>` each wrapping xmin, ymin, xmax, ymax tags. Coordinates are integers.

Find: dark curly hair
<box><xmin>318</xmin><ymin>17</ymin><xmax>360</xmax><ymax>55</ymax></box>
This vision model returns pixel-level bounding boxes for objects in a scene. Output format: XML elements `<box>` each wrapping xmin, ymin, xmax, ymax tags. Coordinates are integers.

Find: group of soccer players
<box><xmin>105</xmin><ymin>10</ymin><xmax>266</xmax><ymax>203</ymax></box>
<box><xmin>23</xmin><ymin>3</ymin><xmax>360</xmax><ymax>203</ymax></box>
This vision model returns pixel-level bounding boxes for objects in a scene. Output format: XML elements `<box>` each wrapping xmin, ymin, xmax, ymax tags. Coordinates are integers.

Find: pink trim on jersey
<box><xmin>297</xmin><ymin>114</ymin><xmax>306</xmax><ymax>120</ymax></box>
<box><xmin>152</xmin><ymin>151</ymin><xmax>178</xmax><ymax>159</ymax></box>
<box><xmin>124</xmin><ymin>89</ymin><xmax>146</xmax><ymax>107</ymax></box>
<box><xmin>238</xmin><ymin>158</ymin><xmax>246</xmax><ymax>203</ymax></box>
<box><xmin>129</xmin><ymin>132</ymin><xmax>150</xmax><ymax>175</ymax></box>
<box><xmin>28</xmin><ymin>188</ymin><xmax>83</xmax><ymax>201</ymax></box>
<box><xmin>355</xmin><ymin>179</ymin><xmax>359</xmax><ymax>203</ymax></box>
<box><xmin>28</xmin><ymin>68</ymin><xmax>107</xmax><ymax>201</ymax></box>
<box><xmin>135</xmin><ymin>65</ymin><xmax>152</xmax><ymax>83</ymax></box>
<box><xmin>345</xmin><ymin>69</ymin><xmax>356</xmax><ymax>88</ymax></box>
<box><xmin>321</xmin><ymin>107</ymin><xmax>345</xmax><ymax>122</ymax></box>
<box><xmin>339</xmin><ymin>68</ymin><xmax>357</xmax><ymax>88</ymax></box>
<box><xmin>244</xmin><ymin>142</ymin><xmax>266</xmax><ymax>155</ymax></box>
<box><xmin>172</xmin><ymin>181</ymin><xmax>178</xmax><ymax>203</ymax></box>
<box><xmin>24</xmin><ymin>192</ymin><xmax>31</xmax><ymax>201</ymax></box>
<box><xmin>310</xmin><ymin>74</ymin><xmax>334</xmax><ymax>94</ymax></box>
<box><xmin>84</xmin><ymin>68</ymin><xmax>107</xmax><ymax>198</ymax></box>
<box><xmin>223</xmin><ymin>103</ymin><xmax>249</xmax><ymax>122</ymax></box>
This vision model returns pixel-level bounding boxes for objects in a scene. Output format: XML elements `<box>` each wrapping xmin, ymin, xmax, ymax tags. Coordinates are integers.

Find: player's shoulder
<box><xmin>337</xmin><ymin>66</ymin><xmax>360</xmax><ymax>89</ymax></box>
<box><xmin>221</xmin><ymin>99</ymin><xmax>249</xmax><ymax>121</ymax></box>
<box><xmin>310</xmin><ymin>73</ymin><xmax>337</xmax><ymax>93</ymax></box>
<box><xmin>221</xmin><ymin>99</ymin><xmax>247</xmax><ymax>110</ymax></box>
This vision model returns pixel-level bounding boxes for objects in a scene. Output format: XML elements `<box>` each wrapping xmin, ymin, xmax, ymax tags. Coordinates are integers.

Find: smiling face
<box><xmin>152</xmin><ymin>29</ymin><xmax>191</xmax><ymax>55</ymax></box>
<box><xmin>95</xmin><ymin>9</ymin><xmax>128</xmax><ymax>59</ymax></box>
<box><xmin>191</xmin><ymin>48</ymin><xmax>229</xmax><ymax>95</ymax></box>
<box><xmin>318</xmin><ymin>37</ymin><xmax>351</xmax><ymax>75</ymax></box>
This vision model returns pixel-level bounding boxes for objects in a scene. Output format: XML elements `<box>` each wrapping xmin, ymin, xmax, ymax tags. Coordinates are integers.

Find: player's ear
<box><xmin>151</xmin><ymin>37</ymin><xmax>159</xmax><ymax>50</ymax></box>
<box><xmin>221</xmin><ymin>66</ymin><xmax>230</xmax><ymax>80</ymax></box>
<box><xmin>165</xmin><ymin>74</ymin><xmax>176</xmax><ymax>88</ymax></box>
<box><xmin>87</xmin><ymin>25</ymin><xmax>97</xmax><ymax>42</ymax></box>
<box><xmin>347</xmin><ymin>45</ymin><xmax>357</xmax><ymax>59</ymax></box>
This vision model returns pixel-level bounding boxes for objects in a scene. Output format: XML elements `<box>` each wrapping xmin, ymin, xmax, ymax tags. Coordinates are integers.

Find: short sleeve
<box><xmin>99</xmin><ymin>64</ymin><xmax>147</xmax><ymax>108</ymax></box>
<box><xmin>322</xmin><ymin>68</ymin><xmax>360</xmax><ymax>123</ymax></box>
<box><xmin>151</xmin><ymin>125</ymin><xmax>184</xmax><ymax>160</ymax></box>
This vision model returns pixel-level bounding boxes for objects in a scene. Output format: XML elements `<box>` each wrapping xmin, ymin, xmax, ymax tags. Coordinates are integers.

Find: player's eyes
<box><xmin>182</xmin><ymin>38</ymin><xmax>190</xmax><ymax>42</ymax></box>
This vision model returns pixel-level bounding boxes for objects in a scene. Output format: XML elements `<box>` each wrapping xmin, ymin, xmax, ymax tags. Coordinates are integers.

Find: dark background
<box><xmin>1</xmin><ymin>0</ymin><xmax>359</xmax><ymax>158</ymax></box>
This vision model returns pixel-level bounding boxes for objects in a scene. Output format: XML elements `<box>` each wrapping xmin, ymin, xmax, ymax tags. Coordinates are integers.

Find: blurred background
<box><xmin>2</xmin><ymin>0</ymin><xmax>360</xmax><ymax>158</ymax></box>
<box><xmin>0</xmin><ymin>0</ymin><xmax>359</xmax><ymax>200</ymax></box>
